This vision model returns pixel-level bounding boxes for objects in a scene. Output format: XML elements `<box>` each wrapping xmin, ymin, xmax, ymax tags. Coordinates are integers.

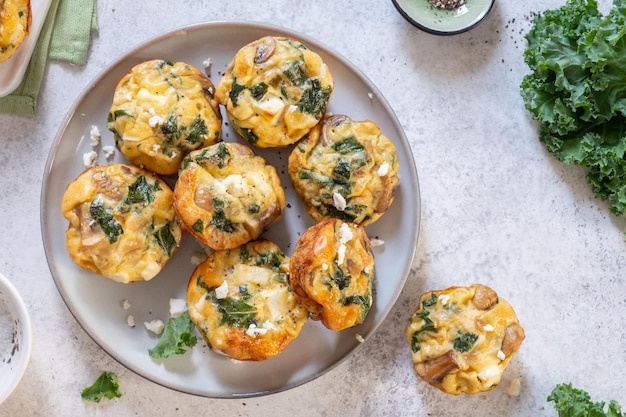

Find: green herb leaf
<box><xmin>80</xmin><ymin>371</ymin><xmax>122</xmax><ymax>403</ymax></box>
<box><xmin>331</xmin><ymin>136</ymin><xmax>365</xmax><ymax>155</ymax></box>
<box><xmin>213</xmin><ymin>296</ymin><xmax>257</xmax><ymax>328</ymax></box>
<box><xmin>154</xmin><ymin>222</ymin><xmax>177</xmax><ymax>256</ymax></box>
<box><xmin>548</xmin><ymin>383</ymin><xmax>624</xmax><ymax>417</ymax></box>
<box><xmin>123</xmin><ymin>175</ymin><xmax>157</xmax><ymax>207</ymax></box>
<box><xmin>297</xmin><ymin>78</ymin><xmax>330</xmax><ymax>117</ymax></box>
<box><xmin>453</xmin><ymin>331</ymin><xmax>478</xmax><ymax>353</ymax></box>
<box><xmin>186</xmin><ymin>116</ymin><xmax>208</xmax><ymax>145</ymax></box>
<box><xmin>148</xmin><ymin>311</ymin><xmax>198</xmax><ymax>359</ymax></box>
<box><xmin>90</xmin><ymin>198</ymin><xmax>123</xmax><ymax>243</ymax></box>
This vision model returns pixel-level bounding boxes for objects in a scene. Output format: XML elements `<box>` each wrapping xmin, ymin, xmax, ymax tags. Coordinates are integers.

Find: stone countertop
<box><xmin>1</xmin><ymin>0</ymin><xmax>625</xmax><ymax>415</ymax></box>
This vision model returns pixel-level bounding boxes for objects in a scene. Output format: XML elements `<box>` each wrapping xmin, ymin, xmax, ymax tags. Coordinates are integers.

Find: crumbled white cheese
<box><xmin>483</xmin><ymin>324</ymin><xmax>494</xmax><ymax>332</ymax></box>
<box><xmin>149</xmin><ymin>115</ymin><xmax>164</xmax><ymax>128</ymax></box>
<box><xmin>126</xmin><ymin>315</ymin><xmax>135</xmax><ymax>327</ymax></box>
<box><xmin>202</xmin><ymin>57</ymin><xmax>212</xmax><ymax>76</ymax></box>
<box><xmin>337</xmin><ymin>244</ymin><xmax>347</xmax><ymax>265</ymax></box>
<box><xmin>507</xmin><ymin>378</ymin><xmax>522</xmax><ymax>396</ymax></box>
<box><xmin>370</xmin><ymin>238</ymin><xmax>385</xmax><ymax>248</ymax></box>
<box><xmin>152</xmin><ymin>144</ymin><xmax>161</xmax><ymax>153</ymax></box>
<box><xmin>497</xmin><ymin>350</ymin><xmax>506</xmax><ymax>360</ymax></box>
<box><xmin>90</xmin><ymin>125</ymin><xmax>101</xmax><ymax>147</ymax></box>
<box><xmin>215</xmin><ymin>281</ymin><xmax>229</xmax><ymax>299</ymax></box>
<box><xmin>333</xmin><ymin>192</ymin><xmax>347</xmax><ymax>211</ymax></box>
<box><xmin>102</xmin><ymin>145</ymin><xmax>116</xmax><ymax>160</ymax></box>
<box><xmin>122</xmin><ymin>299</ymin><xmax>131</xmax><ymax>310</ymax></box>
<box><xmin>439</xmin><ymin>295</ymin><xmax>451</xmax><ymax>306</ymax></box>
<box><xmin>338</xmin><ymin>222</ymin><xmax>354</xmax><ymax>244</ymax></box>
<box><xmin>245</xmin><ymin>323</ymin><xmax>268</xmax><ymax>337</ymax></box>
<box><xmin>169</xmin><ymin>298</ymin><xmax>187</xmax><ymax>318</ymax></box>
<box><xmin>83</xmin><ymin>151</ymin><xmax>98</xmax><ymax>167</ymax></box>
<box><xmin>355</xmin><ymin>333</ymin><xmax>365</xmax><ymax>343</ymax></box>
<box><xmin>262</xmin><ymin>320</ymin><xmax>276</xmax><ymax>331</ymax></box>
<box><xmin>321</xmin><ymin>263</ymin><xmax>329</xmax><ymax>272</ymax></box>
<box><xmin>477</xmin><ymin>365</ymin><xmax>500</xmax><ymax>386</ymax></box>
<box><xmin>190</xmin><ymin>252</ymin><xmax>207</xmax><ymax>266</ymax></box>
<box><xmin>377</xmin><ymin>162</ymin><xmax>390</xmax><ymax>176</ymax></box>
<box><xmin>144</xmin><ymin>319</ymin><xmax>165</xmax><ymax>335</ymax></box>
<box><xmin>364</xmin><ymin>266</ymin><xmax>370</xmax><ymax>274</ymax></box>
<box><xmin>367</xmin><ymin>92</ymin><xmax>374</xmax><ymax>100</ymax></box>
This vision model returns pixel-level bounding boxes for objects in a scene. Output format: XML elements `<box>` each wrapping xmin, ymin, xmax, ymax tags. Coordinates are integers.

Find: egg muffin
<box><xmin>289</xmin><ymin>218</ymin><xmax>374</xmax><ymax>331</ymax></box>
<box><xmin>215</xmin><ymin>36</ymin><xmax>333</xmax><ymax>148</ymax></box>
<box><xmin>107</xmin><ymin>59</ymin><xmax>222</xmax><ymax>175</ymax></box>
<box><xmin>187</xmin><ymin>239</ymin><xmax>308</xmax><ymax>361</ymax></box>
<box><xmin>0</xmin><ymin>0</ymin><xmax>31</xmax><ymax>62</ymax></box>
<box><xmin>61</xmin><ymin>164</ymin><xmax>182</xmax><ymax>283</ymax></box>
<box><xmin>288</xmin><ymin>114</ymin><xmax>400</xmax><ymax>225</ymax></box>
<box><xmin>407</xmin><ymin>285</ymin><xmax>525</xmax><ymax>395</ymax></box>
<box><xmin>174</xmin><ymin>142</ymin><xmax>286</xmax><ymax>251</ymax></box>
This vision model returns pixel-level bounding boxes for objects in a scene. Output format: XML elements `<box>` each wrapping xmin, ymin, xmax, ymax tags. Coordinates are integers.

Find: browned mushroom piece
<box><xmin>254</xmin><ymin>37</ymin><xmax>277</xmax><ymax>64</ymax></box>
<box><xmin>414</xmin><ymin>350</ymin><xmax>459</xmax><ymax>385</ymax></box>
<box><xmin>500</xmin><ymin>323</ymin><xmax>525</xmax><ymax>356</ymax></box>
<box><xmin>321</xmin><ymin>114</ymin><xmax>348</xmax><ymax>146</ymax></box>
<box><xmin>471</xmin><ymin>284</ymin><xmax>499</xmax><ymax>310</ymax></box>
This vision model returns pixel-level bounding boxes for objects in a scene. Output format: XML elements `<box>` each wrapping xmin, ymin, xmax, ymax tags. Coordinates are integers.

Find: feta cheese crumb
<box><xmin>202</xmin><ymin>57</ymin><xmax>212</xmax><ymax>77</ymax></box>
<box><xmin>152</xmin><ymin>144</ymin><xmax>161</xmax><ymax>153</ymax></box>
<box><xmin>370</xmin><ymin>238</ymin><xmax>385</xmax><ymax>247</ymax></box>
<box><xmin>333</xmin><ymin>192</ymin><xmax>347</xmax><ymax>211</ymax></box>
<box><xmin>377</xmin><ymin>161</ymin><xmax>390</xmax><ymax>176</ymax></box>
<box><xmin>355</xmin><ymin>333</ymin><xmax>365</xmax><ymax>343</ymax></box>
<box><xmin>127</xmin><ymin>314</ymin><xmax>135</xmax><ymax>327</ymax></box>
<box><xmin>483</xmin><ymin>324</ymin><xmax>494</xmax><ymax>332</ymax></box>
<box><xmin>169</xmin><ymin>298</ymin><xmax>187</xmax><ymax>318</ymax></box>
<box><xmin>337</xmin><ymin>244</ymin><xmax>347</xmax><ymax>265</ymax></box>
<box><xmin>83</xmin><ymin>151</ymin><xmax>98</xmax><ymax>167</ymax></box>
<box><xmin>497</xmin><ymin>350</ymin><xmax>506</xmax><ymax>360</ymax></box>
<box><xmin>215</xmin><ymin>281</ymin><xmax>229</xmax><ymax>299</ymax></box>
<box><xmin>367</xmin><ymin>92</ymin><xmax>374</xmax><ymax>100</ymax></box>
<box><xmin>149</xmin><ymin>114</ymin><xmax>164</xmax><ymax>128</ymax></box>
<box><xmin>90</xmin><ymin>125</ymin><xmax>101</xmax><ymax>147</ymax></box>
<box><xmin>439</xmin><ymin>294</ymin><xmax>451</xmax><ymax>306</ymax></box>
<box><xmin>102</xmin><ymin>146</ymin><xmax>116</xmax><ymax>160</ymax></box>
<box><xmin>245</xmin><ymin>323</ymin><xmax>268</xmax><ymax>337</ymax></box>
<box><xmin>321</xmin><ymin>262</ymin><xmax>329</xmax><ymax>271</ymax></box>
<box><xmin>144</xmin><ymin>319</ymin><xmax>165</xmax><ymax>335</ymax></box>
<box><xmin>122</xmin><ymin>300</ymin><xmax>131</xmax><ymax>310</ymax></box>
<box><xmin>262</xmin><ymin>320</ymin><xmax>276</xmax><ymax>331</ymax></box>
<box><xmin>338</xmin><ymin>222</ymin><xmax>354</xmax><ymax>244</ymax></box>
<box><xmin>507</xmin><ymin>378</ymin><xmax>522</xmax><ymax>396</ymax></box>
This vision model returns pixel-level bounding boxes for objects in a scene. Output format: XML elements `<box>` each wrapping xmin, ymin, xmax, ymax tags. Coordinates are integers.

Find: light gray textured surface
<box><xmin>0</xmin><ymin>0</ymin><xmax>625</xmax><ymax>415</ymax></box>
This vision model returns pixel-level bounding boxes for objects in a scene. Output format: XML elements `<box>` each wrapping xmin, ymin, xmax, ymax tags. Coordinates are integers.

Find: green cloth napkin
<box><xmin>0</xmin><ymin>0</ymin><xmax>98</xmax><ymax>116</ymax></box>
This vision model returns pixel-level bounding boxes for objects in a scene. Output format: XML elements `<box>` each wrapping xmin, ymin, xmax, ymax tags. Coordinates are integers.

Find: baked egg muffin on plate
<box><xmin>107</xmin><ymin>59</ymin><xmax>222</xmax><ymax>175</ymax></box>
<box><xmin>215</xmin><ymin>36</ymin><xmax>333</xmax><ymax>148</ymax></box>
<box><xmin>407</xmin><ymin>284</ymin><xmax>525</xmax><ymax>395</ymax></box>
<box><xmin>290</xmin><ymin>218</ymin><xmax>375</xmax><ymax>331</ymax></box>
<box><xmin>288</xmin><ymin>114</ymin><xmax>400</xmax><ymax>225</ymax></box>
<box><xmin>187</xmin><ymin>239</ymin><xmax>308</xmax><ymax>361</ymax></box>
<box><xmin>61</xmin><ymin>163</ymin><xmax>182</xmax><ymax>283</ymax></box>
<box><xmin>0</xmin><ymin>0</ymin><xmax>31</xmax><ymax>63</ymax></box>
<box><xmin>173</xmin><ymin>142</ymin><xmax>286</xmax><ymax>251</ymax></box>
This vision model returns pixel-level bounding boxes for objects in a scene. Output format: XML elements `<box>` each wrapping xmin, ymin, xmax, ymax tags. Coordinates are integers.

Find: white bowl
<box><xmin>0</xmin><ymin>272</ymin><xmax>32</xmax><ymax>404</ymax></box>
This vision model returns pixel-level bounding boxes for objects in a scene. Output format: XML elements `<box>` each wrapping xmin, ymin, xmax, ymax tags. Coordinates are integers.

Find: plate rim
<box><xmin>40</xmin><ymin>20</ymin><xmax>421</xmax><ymax>398</ymax></box>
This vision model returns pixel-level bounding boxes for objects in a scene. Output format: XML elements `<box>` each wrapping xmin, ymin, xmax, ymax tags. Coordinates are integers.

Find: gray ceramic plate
<box><xmin>392</xmin><ymin>0</ymin><xmax>495</xmax><ymax>35</ymax></box>
<box><xmin>41</xmin><ymin>21</ymin><xmax>420</xmax><ymax>398</ymax></box>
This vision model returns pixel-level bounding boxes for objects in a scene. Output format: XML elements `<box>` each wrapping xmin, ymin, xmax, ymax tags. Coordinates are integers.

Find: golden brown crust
<box><xmin>107</xmin><ymin>59</ymin><xmax>222</xmax><ymax>175</ymax></box>
<box><xmin>173</xmin><ymin>142</ymin><xmax>286</xmax><ymax>251</ymax></box>
<box><xmin>406</xmin><ymin>285</ymin><xmax>525</xmax><ymax>395</ymax></box>
<box><xmin>186</xmin><ymin>239</ymin><xmax>308</xmax><ymax>361</ymax></box>
<box><xmin>215</xmin><ymin>36</ymin><xmax>334</xmax><ymax>148</ymax></box>
<box><xmin>289</xmin><ymin>218</ymin><xmax>374</xmax><ymax>331</ymax></box>
<box><xmin>288</xmin><ymin>114</ymin><xmax>400</xmax><ymax>225</ymax></box>
<box><xmin>61</xmin><ymin>164</ymin><xmax>182</xmax><ymax>283</ymax></box>
<box><xmin>0</xmin><ymin>0</ymin><xmax>31</xmax><ymax>62</ymax></box>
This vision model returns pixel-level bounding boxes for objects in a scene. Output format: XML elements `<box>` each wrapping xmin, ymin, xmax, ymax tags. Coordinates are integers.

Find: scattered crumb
<box><xmin>169</xmin><ymin>298</ymin><xmax>187</xmax><ymax>317</ymax></box>
<box><xmin>355</xmin><ymin>333</ymin><xmax>365</xmax><ymax>343</ymax></box>
<box><xmin>144</xmin><ymin>319</ymin><xmax>165</xmax><ymax>335</ymax></box>
<box><xmin>83</xmin><ymin>151</ymin><xmax>98</xmax><ymax>167</ymax></box>
<box><xmin>190</xmin><ymin>252</ymin><xmax>207</xmax><ymax>266</ymax></box>
<box><xmin>507</xmin><ymin>378</ymin><xmax>522</xmax><ymax>396</ymax></box>
<box><xmin>102</xmin><ymin>145</ymin><xmax>116</xmax><ymax>160</ymax></box>
<box><xmin>202</xmin><ymin>57</ymin><xmax>212</xmax><ymax>77</ymax></box>
<box><xmin>370</xmin><ymin>238</ymin><xmax>385</xmax><ymax>248</ymax></box>
<box><xmin>122</xmin><ymin>299</ymin><xmax>131</xmax><ymax>310</ymax></box>
<box><xmin>367</xmin><ymin>92</ymin><xmax>374</xmax><ymax>100</ymax></box>
<box><xmin>90</xmin><ymin>125</ymin><xmax>101</xmax><ymax>147</ymax></box>
<box><xmin>127</xmin><ymin>314</ymin><xmax>136</xmax><ymax>327</ymax></box>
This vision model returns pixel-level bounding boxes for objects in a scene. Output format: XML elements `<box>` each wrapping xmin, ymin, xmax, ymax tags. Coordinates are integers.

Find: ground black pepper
<box><xmin>428</xmin><ymin>0</ymin><xmax>466</xmax><ymax>10</ymax></box>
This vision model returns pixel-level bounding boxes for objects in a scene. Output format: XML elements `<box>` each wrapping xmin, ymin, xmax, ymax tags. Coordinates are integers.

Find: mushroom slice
<box><xmin>321</xmin><ymin>114</ymin><xmax>348</xmax><ymax>146</ymax></box>
<box><xmin>472</xmin><ymin>285</ymin><xmax>498</xmax><ymax>310</ymax></box>
<box><xmin>414</xmin><ymin>350</ymin><xmax>459</xmax><ymax>385</ymax></box>
<box><xmin>254</xmin><ymin>37</ymin><xmax>277</xmax><ymax>64</ymax></box>
<box><xmin>500</xmin><ymin>323</ymin><xmax>525</xmax><ymax>356</ymax></box>
<box><xmin>92</xmin><ymin>170</ymin><xmax>123</xmax><ymax>201</ymax></box>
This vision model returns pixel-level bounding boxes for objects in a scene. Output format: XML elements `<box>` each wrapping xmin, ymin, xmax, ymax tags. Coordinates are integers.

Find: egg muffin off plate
<box><xmin>41</xmin><ymin>22</ymin><xmax>420</xmax><ymax>398</ymax></box>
